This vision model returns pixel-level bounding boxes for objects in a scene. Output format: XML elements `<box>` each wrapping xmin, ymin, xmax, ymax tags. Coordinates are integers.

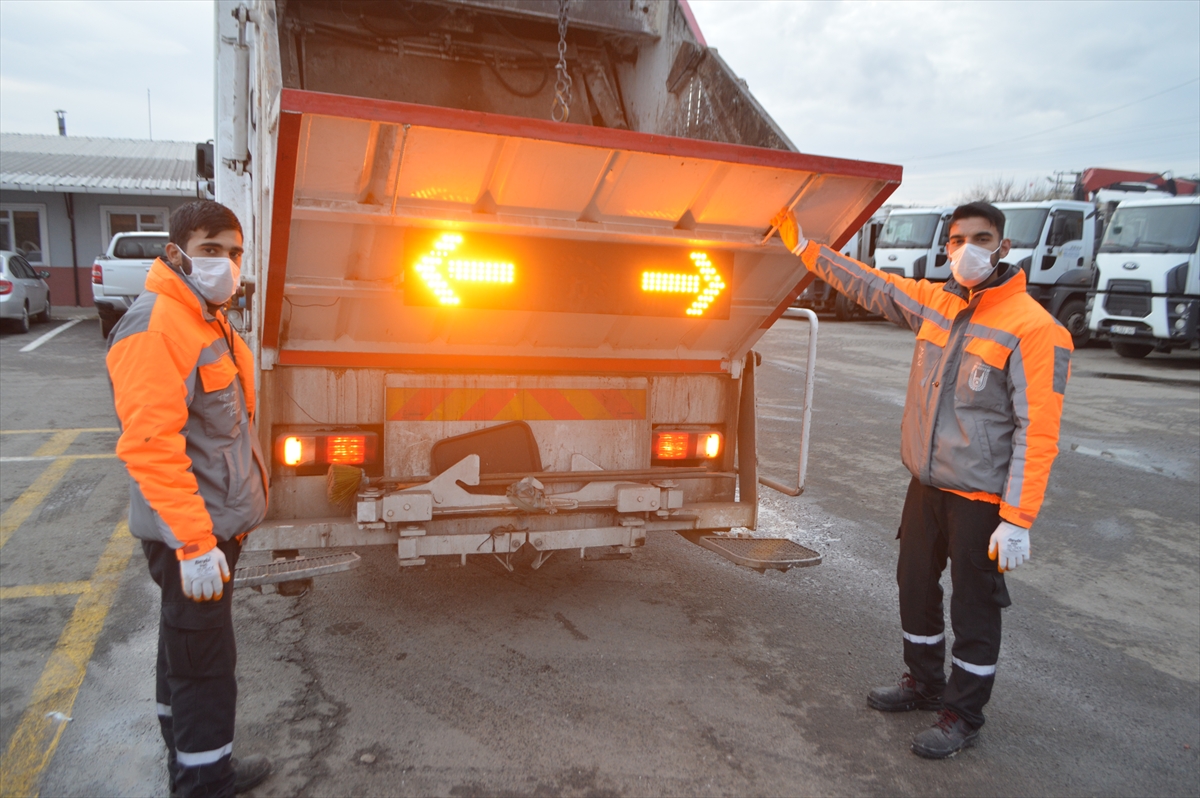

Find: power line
<box><xmin>903</xmin><ymin>77</ymin><xmax>1200</xmax><ymax>162</ymax></box>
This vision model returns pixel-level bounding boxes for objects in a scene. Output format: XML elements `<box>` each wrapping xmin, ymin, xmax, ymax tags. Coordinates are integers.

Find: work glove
<box><xmin>770</xmin><ymin>209</ymin><xmax>809</xmax><ymax>255</ymax></box>
<box><xmin>180</xmin><ymin>547</ymin><xmax>231</xmax><ymax>602</ymax></box>
<box><xmin>988</xmin><ymin>521</ymin><xmax>1030</xmax><ymax>573</ymax></box>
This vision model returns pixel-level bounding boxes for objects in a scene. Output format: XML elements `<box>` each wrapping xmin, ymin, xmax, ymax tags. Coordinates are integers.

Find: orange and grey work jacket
<box><xmin>799</xmin><ymin>243</ymin><xmax>1072</xmax><ymax>527</ymax></box>
<box><xmin>107</xmin><ymin>259</ymin><xmax>268</xmax><ymax>559</ymax></box>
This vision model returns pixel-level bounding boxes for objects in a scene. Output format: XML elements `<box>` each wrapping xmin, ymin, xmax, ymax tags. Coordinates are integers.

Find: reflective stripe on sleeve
<box><xmin>952</xmin><ymin>656</ymin><xmax>997</xmax><ymax>676</ymax></box>
<box><xmin>175</xmin><ymin>742</ymin><xmax>233</xmax><ymax>767</ymax></box>
<box><xmin>156</xmin><ymin>703</ymin><xmax>172</xmax><ymax>718</ymax></box>
<box><xmin>903</xmin><ymin>631</ymin><xmax>945</xmax><ymax>645</ymax></box>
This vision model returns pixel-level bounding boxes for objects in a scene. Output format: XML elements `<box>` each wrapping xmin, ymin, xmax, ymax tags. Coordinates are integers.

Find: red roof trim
<box><xmin>279</xmin><ymin>89</ymin><xmax>902</xmax><ymax>183</ymax></box>
<box><xmin>278</xmin><ymin>349</ymin><xmax>728</xmax><ymax>374</ymax></box>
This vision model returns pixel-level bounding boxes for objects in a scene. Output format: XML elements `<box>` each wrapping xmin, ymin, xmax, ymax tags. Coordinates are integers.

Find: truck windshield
<box><xmin>877</xmin><ymin>214</ymin><xmax>939</xmax><ymax>249</ymax></box>
<box><xmin>1003</xmin><ymin>209</ymin><xmax>1049</xmax><ymax>249</ymax></box>
<box><xmin>1100</xmin><ymin>205</ymin><xmax>1200</xmax><ymax>253</ymax></box>
<box><xmin>113</xmin><ymin>236</ymin><xmax>167</xmax><ymax>259</ymax></box>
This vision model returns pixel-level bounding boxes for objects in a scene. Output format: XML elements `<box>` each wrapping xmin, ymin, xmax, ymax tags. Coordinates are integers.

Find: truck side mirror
<box><xmin>196</xmin><ymin>142</ymin><xmax>215</xmax><ymax>180</ymax></box>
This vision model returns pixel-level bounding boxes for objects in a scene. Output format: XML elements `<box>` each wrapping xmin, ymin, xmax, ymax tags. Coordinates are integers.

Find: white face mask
<box><xmin>949</xmin><ymin>242</ymin><xmax>1000</xmax><ymax>288</ymax></box>
<box><xmin>181</xmin><ymin>252</ymin><xmax>240</xmax><ymax>305</ymax></box>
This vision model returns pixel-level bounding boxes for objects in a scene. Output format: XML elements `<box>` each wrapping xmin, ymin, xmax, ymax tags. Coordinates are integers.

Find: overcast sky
<box><xmin>1</xmin><ymin>0</ymin><xmax>1197</xmax><ymax>205</ymax></box>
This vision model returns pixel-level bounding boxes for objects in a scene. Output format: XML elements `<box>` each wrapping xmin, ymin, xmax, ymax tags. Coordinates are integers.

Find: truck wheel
<box><xmin>833</xmin><ymin>292</ymin><xmax>857</xmax><ymax>321</ymax></box>
<box><xmin>1056</xmin><ymin>299</ymin><xmax>1088</xmax><ymax>349</ymax></box>
<box><xmin>99</xmin><ymin>314</ymin><xmax>115</xmax><ymax>339</ymax></box>
<box><xmin>1112</xmin><ymin>342</ymin><xmax>1154</xmax><ymax>359</ymax></box>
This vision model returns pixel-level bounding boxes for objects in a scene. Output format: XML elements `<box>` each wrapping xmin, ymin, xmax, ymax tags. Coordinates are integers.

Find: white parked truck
<box><xmin>793</xmin><ymin>209</ymin><xmax>888</xmax><ymax>320</ymax></box>
<box><xmin>1088</xmin><ymin>195</ymin><xmax>1200</xmax><ymax>358</ymax></box>
<box><xmin>873</xmin><ymin>206</ymin><xmax>954</xmax><ymax>281</ymax></box>
<box><xmin>995</xmin><ymin>200</ymin><xmax>1097</xmax><ymax>348</ymax></box>
<box><xmin>91</xmin><ymin>231</ymin><xmax>169</xmax><ymax>338</ymax></box>
<box><xmin>212</xmin><ymin>0</ymin><xmax>899</xmax><ymax>584</ymax></box>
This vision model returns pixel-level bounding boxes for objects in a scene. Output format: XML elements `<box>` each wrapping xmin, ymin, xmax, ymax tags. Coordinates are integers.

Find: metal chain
<box><xmin>552</xmin><ymin>0</ymin><xmax>572</xmax><ymax>122</ymax></box>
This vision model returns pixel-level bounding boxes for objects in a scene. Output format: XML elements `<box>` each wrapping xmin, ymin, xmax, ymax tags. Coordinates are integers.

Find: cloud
<box><xmin>0</xmin><ymin>0</ymin><xmax>213</xmax><ymax>141</ymax></box>
<box><xmin>689</xmin><ymin>0</ymin><xmax>1200</xmax><ymax>204</ymax></box>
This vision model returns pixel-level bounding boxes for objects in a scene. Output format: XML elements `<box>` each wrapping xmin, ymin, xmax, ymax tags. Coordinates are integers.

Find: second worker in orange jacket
<box><xmin>774</xmin><ymin>201</ymin><xmax>1072</xmax><ymax>760</ymax></box>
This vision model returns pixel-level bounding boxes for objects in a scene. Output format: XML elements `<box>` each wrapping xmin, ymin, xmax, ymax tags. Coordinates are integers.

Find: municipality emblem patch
<box><xmin>968</xmin><ymin>363</ymin><xmax>989</xmax><ymax>392</ymax></box>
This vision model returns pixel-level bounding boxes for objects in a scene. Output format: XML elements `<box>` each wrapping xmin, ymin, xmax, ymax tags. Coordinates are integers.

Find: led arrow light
<box><xmin>415</xmin><ymin>232</ymin><xmax>514</xmax><ymax>306</ymax></box>
<box><xmin>641</xmin><ymin>252</ymin><xmax>727</xmax><ymax>316</ymax></box>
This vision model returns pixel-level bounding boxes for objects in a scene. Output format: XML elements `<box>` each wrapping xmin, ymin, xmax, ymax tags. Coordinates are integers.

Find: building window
<box><xmin>0</xmin><ymin>204</ymin><xmax>50</xmax><ymax>265</ymax></box>
<box><xmin>101</xmin><ymin>206</ymin><xmax>168</xmax><ymax>247</ymax></box>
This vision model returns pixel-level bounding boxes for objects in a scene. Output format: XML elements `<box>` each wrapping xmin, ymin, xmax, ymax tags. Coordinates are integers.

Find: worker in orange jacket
<box><xmin>107</xmin><ymin>201</ymin><xmax>271</xmax><ymax>797</ymax></box>
<box><xmin>775</xmin><ymin>201</ymin><xmax>1072</xmax><ymax>759</ymax></box>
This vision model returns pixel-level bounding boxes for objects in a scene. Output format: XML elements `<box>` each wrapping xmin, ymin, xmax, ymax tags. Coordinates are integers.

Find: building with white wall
<box><xmin>0</xmin><ymin>133</ymin><xmax>205</xmax><ymax>306</ymax></box>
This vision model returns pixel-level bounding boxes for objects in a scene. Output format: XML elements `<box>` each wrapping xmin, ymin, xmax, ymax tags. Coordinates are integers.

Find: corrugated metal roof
<box><xmin>0</xmin><ymin>133</ymin><xmax>201</xmax><ymax>196</ymax></box>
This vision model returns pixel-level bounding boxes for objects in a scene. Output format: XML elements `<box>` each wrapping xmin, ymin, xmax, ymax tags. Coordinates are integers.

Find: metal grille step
<box><xmin>232</xmin><ymin>552</ymin><xmax>361</xmax><ymax>588</ymax></box>
<box><xmin>698</xmin><ymin>536</ymin><xmax>821</xmax><ymax>572</ymax></box>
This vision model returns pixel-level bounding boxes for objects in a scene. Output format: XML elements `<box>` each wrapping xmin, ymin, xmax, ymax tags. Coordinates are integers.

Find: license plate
<box><xmin>1110</xmin><ymin>325</ymin><xmax>1137</xmax><ymax>336</ymax></box>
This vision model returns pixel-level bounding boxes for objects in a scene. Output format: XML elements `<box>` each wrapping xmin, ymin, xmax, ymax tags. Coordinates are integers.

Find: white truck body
<box><xmin>1088</xmin><ymin>196</ymin><xmax>1200</xmax><ymax>357</ymax></box>
<box><xmin>873</xmin><ymin>206</ymin><xmax>954</xmax><ymax>281</ymax></box>
<box><xmin>90</xmin><ymin>231</ymin><xmax>169</xmax><ymax>337</ymax></box>
<box><xmin>995</xmin><ymin>200</ymin><xmax>1097</xmax><ymax>347</ymax></box>
<box><xmin>213</xmin><ymin>0</ymin><xmax>899</xmax><ymax>576</ymax></box>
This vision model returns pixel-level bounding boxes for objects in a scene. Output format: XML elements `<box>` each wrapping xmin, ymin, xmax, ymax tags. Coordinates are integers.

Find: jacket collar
<box><xmin>146</xmin><ymin>258</ymin><xmax>217</xmax><ymax>322</ymax></box>
<box><xmin>942</xmin><ymin>262</ymin><xmax>1025</xmax><ymax>304</ymax></box>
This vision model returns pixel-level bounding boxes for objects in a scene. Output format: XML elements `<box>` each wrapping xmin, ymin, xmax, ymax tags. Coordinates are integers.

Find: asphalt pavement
<box><xmin>1</xmin><ymin>309</ymin><xmax>1197</xmax><ymax>797</ymax></box>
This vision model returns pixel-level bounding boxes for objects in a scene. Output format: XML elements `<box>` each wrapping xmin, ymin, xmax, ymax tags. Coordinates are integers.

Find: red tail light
<box><xmin>91</xmin><ymin>263</ymin><xmax>103</xmax><ymax>284</ymax></box>
<box><xmin>654</xmin><ymin>432</ymin><xmax>691</xmax><ymax>460</ymax></box>
<box><xmin>274</xmin><ymin>430</ymin><xmax>380</xmax><ymax>475</ymax></box>
<box><xmin>652</xmin><ymin>431</ymin><xmax>723</xmax><ymax>462</ymax></box>
<box><xmin>326</xmin><ymin>435</ymin><xmax>367</xmax><ymax>464</ymax></box>
<box><xmin>0</xmin><ymin>279</ymin><xmax>12</xmax><ymax>296</ymax></box>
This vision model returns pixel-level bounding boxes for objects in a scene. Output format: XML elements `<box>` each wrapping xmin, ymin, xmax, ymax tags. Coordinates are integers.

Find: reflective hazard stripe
<box><xmin>952</xmin><ymin>656</ymin><xmax>997</xmax><ymax>676</ymax></box>
<box><xmin>156</xmin><ymin>703</ymin><xmax>172</xmax><ymax>718</ymax></box>
<box><xmin>176</xmin><ymin>742</ymin><xmax>233</xmax><ymax>767</ymax></box>
<box><xmin>902</xmin><ymin>631</ymin><xmax>945</xmax><ymax>645</ymax></box>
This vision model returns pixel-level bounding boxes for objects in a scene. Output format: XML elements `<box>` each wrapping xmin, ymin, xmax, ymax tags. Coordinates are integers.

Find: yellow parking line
<box><xmin>0</xmin><ymin>520</ymin><xmax>135</xmax><ymax>798</ymax></box>
<box><xmin>0</xmin><ymin>432</ymin><xmax>82</xmax><ymax>551</ymax></box>
<box><xmin>0</xmin><ymin>428</ymin><xmax>118</xmax><ymax>435</ymax></box>
<box><xmin>0</xmin><ymin>582</ymin><xmax>90</xmax><ymax>601</ymax></box>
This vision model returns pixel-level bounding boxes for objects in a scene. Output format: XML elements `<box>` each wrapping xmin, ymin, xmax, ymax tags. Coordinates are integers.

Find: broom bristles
<box><xmin>326</xmin><ymin>464</ymin><xmax>364</xmax><ymax>509</ymax></box>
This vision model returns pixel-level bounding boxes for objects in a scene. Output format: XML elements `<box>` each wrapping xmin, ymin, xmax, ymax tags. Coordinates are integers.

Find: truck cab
<box><xmin>995</xmin><ymin>200</ymin><xmax>1096</xmax><ymax>347</ymax></box>
<box><xmin>1088</xmin><ymin>196</ymin><xmax>1200</xmax><ymax>358</ymax></box>
<box><xmin>873</xmin><ymin>207</ymin><xmax>953</xmax><ymax>281</ymax></box>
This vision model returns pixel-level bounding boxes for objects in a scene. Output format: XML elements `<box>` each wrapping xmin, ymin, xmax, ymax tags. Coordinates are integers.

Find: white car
<box><xmin>0</xmin><ymin>250</ymin><xmax>52</xmax><ymax>333</ymax></box>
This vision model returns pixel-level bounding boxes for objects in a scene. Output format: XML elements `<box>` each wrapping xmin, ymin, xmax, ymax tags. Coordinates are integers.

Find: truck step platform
<box><xmin>698</xmin><ymin>536</ymin><xmax>821</xmax><ymax>572</ymax></box>
<box><xmin>232</xmin><ymin>552</ymin><xmax>361</xmax><ymax>588</ymax></box>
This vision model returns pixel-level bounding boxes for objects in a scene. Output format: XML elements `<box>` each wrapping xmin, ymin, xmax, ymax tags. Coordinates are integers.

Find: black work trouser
<box><xmin>897</xmin><ymin>477</ymin><xmax>1011</xmax><ymax>730</ymax></box>
<box><xmin>144</xmin><ymin>538</ymin><xmax>241</xmax><ymax>798</ymax></box>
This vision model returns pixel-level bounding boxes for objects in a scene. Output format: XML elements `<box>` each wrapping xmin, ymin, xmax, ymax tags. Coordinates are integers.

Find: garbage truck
<box><xmin>872</xmin><ymin>206</ymin><xmax>954</xmax><ymax>281</ymax></box>
<box><xmin>994</xmin><ymin>199</ymin><xmax>1098</xmax><ymax>348</ymax></box>
<box><xmin>1088</xmin><ymin>195</ymin><xmax>1200</xmax><ymax>358</ymax></box>
<box><xmin>212</xmin><ymin>0</ymin><xmax>900</xmax><ymax>584</ymax></box>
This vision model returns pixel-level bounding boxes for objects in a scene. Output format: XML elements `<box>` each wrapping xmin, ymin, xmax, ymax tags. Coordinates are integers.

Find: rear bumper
<box><xmin>244</xmin><ymin>502</ymin><xmax>755</xmax><ymax>554</ymax></box>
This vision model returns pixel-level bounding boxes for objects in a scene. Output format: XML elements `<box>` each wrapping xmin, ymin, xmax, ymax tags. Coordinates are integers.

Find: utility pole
<box><xmin>147</xmin><ymin>89</ymin><xmax>153</xmax><ymax>140</ymax></box>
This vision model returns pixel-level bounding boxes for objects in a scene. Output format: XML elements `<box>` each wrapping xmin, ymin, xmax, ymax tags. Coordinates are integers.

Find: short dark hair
<box><xmin>168</xmin><ymin>201</ymin><xmax>242</xmax><ymax>249</ymax></box>
<box><xmin>950</xmin><ymin>201</ymin><xmax>1006</xmax><ymax>238</ymax></box>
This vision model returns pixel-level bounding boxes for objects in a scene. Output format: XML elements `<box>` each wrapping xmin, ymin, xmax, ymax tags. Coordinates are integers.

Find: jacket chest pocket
<box><xmin>955</xmin><ymin>337</ymin><xmax>1012</xmax><ymax>412</ymax></box>
<box><xmin>196</xmin><ymin>356</ymin><xmax>242</xmax><ymax>439</ymax></box>
<box><xmin>914</xmin><ymin>321</ymin><xmax>949</xmax><ymax>389</ymax></box>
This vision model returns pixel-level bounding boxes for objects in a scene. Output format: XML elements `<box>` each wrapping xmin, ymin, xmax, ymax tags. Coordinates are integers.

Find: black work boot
<box><xmin>911</xmin><ymin>709</ymin><xmax>980</xmax><ymax>759</ymax></box>
<box><xmin>232</xmin><ymin>755</ymin><xmax>272</xmax><ymax>794</ymax></box>
<box><xmin>867</xmin><ymin>673</ymin><xmax>943</xmax><ymax>712</ymax></box>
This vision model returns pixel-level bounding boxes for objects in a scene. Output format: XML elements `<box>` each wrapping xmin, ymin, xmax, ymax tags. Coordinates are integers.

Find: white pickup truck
<box><xmin>91</xmin><ymin>231</ymin><xmax>168</xmax><ymax>337</ymax></box>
